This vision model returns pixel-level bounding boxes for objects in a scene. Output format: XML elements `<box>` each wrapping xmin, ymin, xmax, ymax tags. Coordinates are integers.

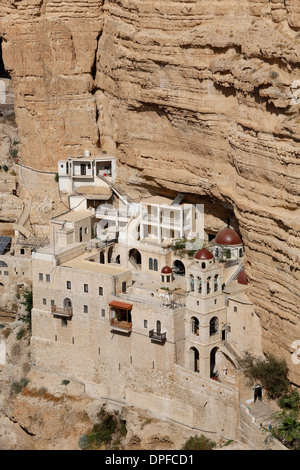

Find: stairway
<box><xmin>224</xmin><ymin>262</ymin><xmax>244</xmax><ymax>285</ymax></box>
<box><xmin>247</xmin><ymin>400</ymin><xmax>276</xmax><ymax>427</ymax></box>
<box><xmin>97</xmin><ymin>175</ymin><xmax>135</xmax><ymax>205</ymax></box>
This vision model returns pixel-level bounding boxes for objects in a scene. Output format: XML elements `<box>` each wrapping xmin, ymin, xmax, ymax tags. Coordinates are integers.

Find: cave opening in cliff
<box><xmin>0</xmin><ymin>39</ymin><xmax>10</xmax><ymax>79</ymax></box>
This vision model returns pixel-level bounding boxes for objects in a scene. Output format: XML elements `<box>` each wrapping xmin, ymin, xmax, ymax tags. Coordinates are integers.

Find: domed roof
<box><xmin>194</xmin><ymin>248</ymin><xmax>214</xmax><ymax>260</ymax></box>
<box><xmin>161</xmin><ymin>266</ymin><xmax>172</xmax><ymax>274</ymax></box>
<box><xmin>237</xmin><ymin>268</ymin><xmax>248</xmax><ymax>285</ymax></box>
<box><xmin>215</xmin><ymin>227</ymin><xmax>242</xmax><ymax>246</ymax></box>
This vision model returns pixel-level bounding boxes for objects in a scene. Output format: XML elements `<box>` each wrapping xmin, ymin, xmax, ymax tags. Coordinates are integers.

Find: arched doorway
<box><xmin>129</xmin><ymin>248</ymin><xmax>141</xmax><ymax>268</ymax></box>
<box><xmin>107</xmin><ymin>246</ymin><xmax>113</xmax><ymax>263</ymax></box>
<box><xmin>63</xmin><ymin>298</ymin><xmax>72</xmax><ymax>310</ymax></box>
<box><xmin>254</xmin><ymin>384</ymin><xmax>263</xmax><ymax>402</ymax></box>
<box><xmin>172</xmin><ymin>260</ymin><xmax>185</xmax><ymax>276</ymax></box>
<box><xmin>189</xmin><ymin>347</ymin><xmax>200</xmax><ymax>373</ymax></box>
<box><xmin>100</xmin><ymin>251</ymin><xmax>105</xmax><ymax>264</ymax></box>
<box><xmin>210</xmin><ymin>347</ymin><xmax>218</xmax><ymax>378</ymax></box>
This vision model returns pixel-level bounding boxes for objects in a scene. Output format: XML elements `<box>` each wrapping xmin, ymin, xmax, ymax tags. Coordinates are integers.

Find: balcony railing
<box><xmin>110</xmin><ymin>318</ymin><xmax>132</xmax><ymax>333</ymax></box>
<box><xmin>51</xmin><ymin>305</ymin><xmax>73</xmax><ymax>318</ymax></box>
<box><xmin>149</xmin><ymin>329</ymin><xmax>167</xmax><ymax>344</ymax></box>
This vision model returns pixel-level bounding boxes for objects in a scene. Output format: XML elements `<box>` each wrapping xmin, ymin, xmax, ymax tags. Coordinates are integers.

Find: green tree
<box><xmin>238</xmin><ymin>352</ymin><xmax>290</xmax><ymax>399</ymax></box>
<box><xmin>271</xmin><ymin>409</ymin><xmax>300</xmax><ymax>450</ymax></box>
<box><xmin>20</xmin><ymin>288</ymin><xmax>33</xmax><ymax>330</ymax></box>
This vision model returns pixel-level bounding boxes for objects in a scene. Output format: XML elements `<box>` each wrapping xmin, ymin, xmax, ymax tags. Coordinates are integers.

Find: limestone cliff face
<box><xmin>0</xmin><ymin>1</ymin><xmax>300</xmax><ymax>384</ymax></box>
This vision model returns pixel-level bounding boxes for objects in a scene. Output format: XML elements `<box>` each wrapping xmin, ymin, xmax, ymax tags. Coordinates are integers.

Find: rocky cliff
<box><xmin>0</xmin><ymin>1</ymin><xmax>299</xmax><ymax>385</ymax></box>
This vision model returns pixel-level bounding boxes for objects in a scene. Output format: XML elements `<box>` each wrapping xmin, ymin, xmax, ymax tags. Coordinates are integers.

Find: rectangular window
<box><xmin>234</xmin><ymin>306</ymin><xmax>237</xmax><ymax>312</ymax></box>
<box><xmin>144</xmin><ymin>320</ymin><xmax>148</xmax><ymax>328</ymax></box>
<box><xmin>67</xmin><ymin>281</ymin><xmax>71</xmax><ymax>290</ymax></box>
<box><xmin>99</xmin><ymin>287</ymin><xmax>103</xmax><ymax>296</ymax></box>
<box><xmin>46</xmin><ymin>274</ymin><xmax>50</xmax><ymax>283</ymax></box>
<box><xmin>51</xmin><ymin>300</ymin><xmax>55</xmax><ymax>307</ymax></box>
<box><xmin>101</xmin><ymin>309</ymin><xmax>105</xmax><ymax>317</ymax></box>
<box><xmin>84</xmin><ymin>284</ymin><xmax>88</xmax><ymax>293</ymax></box>
<box><xmin>122</xmin><ymin>281</ymin><xmax>126</xmax><ymax>293</ymax></box>
<box><xmin>61</xmin><ymin>319</ymin><xmax>67</xmax><ymax>327</ymax></box>
<box><xmin>4</xmin><ymin>271</ymin><xmax>8</xmax><ymax>276</ymax></box>
<box><xmin>39</xmin><ymin>273</ymin><xmax>43</xmax><ymax>282</ymax></box>
<box><xmin>42</xmin><ymin>298</ymin><xmax>46</xmax><ymax>305</ymax></box>
<box><xmin>83</xmin><ymin>305</ymin><xmax>88</xmax><ymax>313</ymax></box>
<box><xmin>20</xmin><ymin>248</ymin><xmax>25</xmax><ymax>255</ymax></box>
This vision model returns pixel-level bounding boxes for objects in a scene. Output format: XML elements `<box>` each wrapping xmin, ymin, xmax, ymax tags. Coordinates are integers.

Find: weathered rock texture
<box><xmin>0</xmin><ymin>1</ymin><xmax>300</xmax><ymax>384</ymax></box>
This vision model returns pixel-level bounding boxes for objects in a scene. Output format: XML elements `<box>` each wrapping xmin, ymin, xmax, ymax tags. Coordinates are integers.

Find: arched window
<box><xmin>214</xmin><ymin>275</ymin><xmax>218</xmax><ymax>292</ymax></box>
<box><xmin>0</xmin><ymin>261</ymin><xmax>8</xmax><ymax>268</ymax></box>
<box><xmin>189</xmin><ymin>274</ymin><xmax>194</xmax><ymax>292</ymax></box>
<box><xmin>153</xmin><ymin>259</ymin><xmax>158</xmax><ymax>271</ymax></box>
<box><xmin>197</xmin><ymin>277</ymin><xmax>202</xmax><ymax>294</ymax></box>
<box><xmin>207</xmin><ymin>277</ymin><xmax>211</xmax><ymax>294</ymax></box>
<box><xmin>191</xmin><ymin>316</ymin><xmax>199</xmax><ymax>335</ymax></box>
<box><xmin>149</xmin><ymin>258</ymin><xmax>153</xmax><ymax>270</ymax></box>
<box><xmin>189</xmin><ymin>347</ymin><xmax>199</xmax><ymax>373</ymax></box>
<box><xmin>239</xmin><ymin>248</ymin><xmax>243</xmax><ymax>257</ymax></box>
<box><xmin>209</xmin><ymin>317</ymin><xmax>219</xmax><ymax>336</ymax></box>
<box><xmin>156</xmin><ymin>320</ymin><xmax>161</xmax><ymax>334</ymax></box>
<box><xmin>201</xmin><ymin>262</ymin><xmax>206</xmax><ymax>269</ymax></box>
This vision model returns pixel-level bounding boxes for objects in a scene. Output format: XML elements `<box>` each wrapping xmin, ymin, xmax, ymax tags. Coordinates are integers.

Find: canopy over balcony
<box><xmin>109</xmin><ymin>300</ymin><xmax>133</xmax><ymax>333</ymax></box>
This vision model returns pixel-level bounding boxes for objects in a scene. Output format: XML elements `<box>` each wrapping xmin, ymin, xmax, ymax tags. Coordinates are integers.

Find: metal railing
<box><xmin>149</xmin><ymin>329</ymin><xmax>167</xmax><ymax>343</ymax></box>
<box><xmin>51</xmin><ymin>305</ymin><xmax>73</xmax><ymax>318</ymax></box>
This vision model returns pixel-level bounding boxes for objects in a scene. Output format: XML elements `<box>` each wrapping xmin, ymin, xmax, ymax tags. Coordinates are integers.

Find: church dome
<box><xmin>161</xmin><ymin>266</ymin><xmax>172</xmax><ymax>274</ymax></box>
<box><xmin>215</xmin><ymin>227</ymin><xmax>242</xmax><ymax>246</ymax></box>
<box><xmin>194</xmin><ymin>248</ymin><xmax>214</xmax><ymax>260</ymax></box>
<box><xmin>237</xmin><ymin>268</ymin><xmax>248</xmax><ymax>285</ymax></box>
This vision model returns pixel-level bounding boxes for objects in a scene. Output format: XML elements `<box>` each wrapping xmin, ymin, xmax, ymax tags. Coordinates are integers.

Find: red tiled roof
<box><xmin>215</xmin><ymin>227</ymin><xmax>242</xmax><ymax>246</ymax></box>
<box><xmin>109</xmin><ymin>301</ymin><xmax>133</xmax><ymax>310</ymax></box>
<box><xmin>195</xmin><ymin>248</ymin><xmax>214</xmax><ymax>260</ymax></box>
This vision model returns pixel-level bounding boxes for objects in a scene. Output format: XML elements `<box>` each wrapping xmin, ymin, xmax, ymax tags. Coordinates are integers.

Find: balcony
<box><xmin>51</xmin><ymin>305</ymin><xmax>73</xmax><ymax>318</ymax></box>
<box><xmin>149</xmin><ymin>329</ymin><xmax>167</xmax><ymax>344</ymax></box>
<box><xmin>110</xmin><ymin>318</ymin><xmax>132</xmax><ymax>333</ymax></box>
<box><xmin>109</xmin><ymin>300</ymin><xmax>133</xmax><ymax>334</ymax></box>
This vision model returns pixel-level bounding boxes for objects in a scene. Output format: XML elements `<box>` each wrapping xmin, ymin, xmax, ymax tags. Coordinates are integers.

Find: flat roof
<box><xmin>61</xmin><ymin>252</ymin><xmax>131</xmax><ymax>276</ymax></box>
<box><xmin>141</xmin><ymin>196</ymin><xmax>179</xmax><ymax>206</ymax></box>
<box><xmin>51</xmin><ymin>210</ymin><xmax>92</xmax><ymax>223</ymax></box>
<box><xmin>65</xmin><ymin>154</ymin><xmax>115</xmax><ymax>162</ymax></box>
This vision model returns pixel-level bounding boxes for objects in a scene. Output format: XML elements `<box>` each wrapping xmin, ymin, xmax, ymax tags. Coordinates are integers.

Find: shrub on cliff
<box><xmin>238</xmin><ymin>352</ymin><xmax>290</xmax><ymax>399</ymax></box>
<box><xmin>181</xmin><ymin>435</ymin><xmax>216</xmax><ymax>450</ymax></box>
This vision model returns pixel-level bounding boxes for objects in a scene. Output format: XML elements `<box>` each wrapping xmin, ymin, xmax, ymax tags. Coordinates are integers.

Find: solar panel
<box><xmin>0</xmin><ymin>236</ymin><xmax>11</xmax><ymax>255</ymax></box>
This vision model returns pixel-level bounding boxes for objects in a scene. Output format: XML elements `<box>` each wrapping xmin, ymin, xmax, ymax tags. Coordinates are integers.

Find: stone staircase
<box><xmin>97</xmin><ymin>175</ymin><xmax>135</xmax><ymax>205</ymax></box>
<box><xmin>246</xmin><ymin>400</ymin><xmax>276</xmax><ymax>427</ymax></box>
<box><xmin>224</xmin><ymin>262</ymin><xmax>244</xmax><ymax>285</ymax></box>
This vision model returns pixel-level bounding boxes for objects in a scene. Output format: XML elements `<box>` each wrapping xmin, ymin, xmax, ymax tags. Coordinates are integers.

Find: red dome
<box><xmin>237</xmin><ymin>269</ymin><xmax>248</xmax><ymax>285</ymax></box>
<box><xmin>215</xmin><ymin>227</ymin><xmax>242</xmax><ymax>246</ymax></box>
<box><xmin>194</xmin><ymin>248</ymin><xmax>214</xmax><ymax>260</ymax></box>
<box><xmin>161</xmin><ymin>266</ymin><xmax>172</xmax><ymax>274</ymax></box>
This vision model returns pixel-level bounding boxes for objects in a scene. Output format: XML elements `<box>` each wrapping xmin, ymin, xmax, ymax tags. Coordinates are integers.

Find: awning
<box><xmin>109</xmin><ymin>301</ymin><xmax>133</xmax><ymax>310</ymax></box>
